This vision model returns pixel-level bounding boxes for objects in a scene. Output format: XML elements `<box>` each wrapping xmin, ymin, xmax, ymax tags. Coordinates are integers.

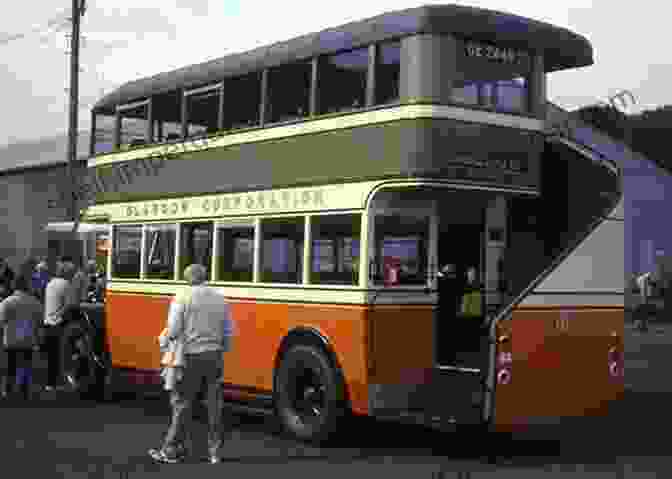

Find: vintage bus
<box><xmin>70</xmin><ymin>5</ymin><xmax>624</xmax><ymax>441</ymax></box>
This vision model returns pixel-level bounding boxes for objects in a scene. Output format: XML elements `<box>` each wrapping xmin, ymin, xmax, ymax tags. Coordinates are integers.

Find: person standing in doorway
<box><xmin>149</xmin><ymin>264</ymin><xmax>234</xmax><ymax>464</ymax></box>
<box><xmin>437</xmin><ymin>263</ymin><xmax>461</xmax><ymax>364</ymax></box>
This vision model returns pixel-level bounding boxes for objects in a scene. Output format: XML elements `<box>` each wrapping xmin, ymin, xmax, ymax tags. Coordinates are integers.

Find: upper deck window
<box><xmin>223</xmin><ymin>72</ymin><xmax>262</xmax><ymax>130</ymax></box>
<box><xmin>92</xmin><ymin>112</ymin><xmax>116</xmax><ymax>155</ymax></box>
<box><xmin>151</xmin><ymin>90</ymin><xmax>182</xmax><ymax>143</ymax></box>
<box><xmin>375</xmin><ymin>40</ymin><xmax>401</xmax><ymax>105</ymax></box>
<box><xmin>185</xmin><ymin>84</ymin><xmax>222</xmax><ymax>139</ymax></box>
<box><xmin>317</xmin><ymin>47</ymin><xmax>368</xmax><ymax>114</ymax></box>
<box><xmin>117</xmin><ymin>100</ymin><xmax>150</xmax><ymax>148</ymax></box>
<box><xmin>451</xmin><ymin>40</ymin><xmax>532</xmax><ymax>114</ymax></box>
<box><xmin>267</xmin><ymin>61</ymin><xmax>311</xmax><ymax>123</ymax></box>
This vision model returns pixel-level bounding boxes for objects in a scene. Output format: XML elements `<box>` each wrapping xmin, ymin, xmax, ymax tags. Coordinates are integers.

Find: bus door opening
<box><xmin>436</xmin><ymin>222</ymin><xmax>486</xmax><ymax>367</ymax></box>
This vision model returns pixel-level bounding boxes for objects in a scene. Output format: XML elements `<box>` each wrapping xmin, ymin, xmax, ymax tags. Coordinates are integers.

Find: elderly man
<box><xmin>149</xmin><ymin>264</ymin><xmax>234</xmax><ymax>464</ymax></box>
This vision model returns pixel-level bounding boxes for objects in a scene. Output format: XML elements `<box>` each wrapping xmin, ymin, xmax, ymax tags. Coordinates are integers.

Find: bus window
<box><xmin>223</xmin><ymin>73</ymin><xmax>262</xmax><ymax>130</ymax></box>
<box><xmin>149</xmin><ymin>90</ymin><xmax>182</xmax><ymax>143</ymax></box>
<box><xmin>310</xmin><ymin>214</ymin><xmax>361</xmax><ymax>285</ymax></box>
<box><xmin>118</xmin><ymin>100</ymin><xmax>150</xmax><ymax>148</ymax></box>
<box><xmin>112</xmin><ymin>225</ymin><xmax>142</xmax><ymax>279</ymax></box>
<box><xmin>216</xmin><ymin>221</ymin><xmax>254</xmax><ymax>282</ymax></box>
<box><xmin>260</xmin><ymin>217</ymin><xmax>304</xmax><ymax>284</ymax></box>
<box><xmin>185</xmin><ymin>84</ymin><xmax>222</xmax><ymax>139</ymax></box>
<box><xmin>144</xmin><ymin>224</ymin><xmax>176</xmax><ymax>280</ymax></box>
<box><xmin>179</xmin><ymin>222</ymin><xmax>213</xmax><ymax>279</ymax></box>
<box><xmin>451</xmin><ymin>40</ymin><xmax>532</xmax><ymax>114</ymax></box>
<box><xmin>93</xmin><ymin>112</ymin><xmax>116</xmax><ymax>155</ymax></box>
<box><xmin>375</xmin><ymin>40</ymin><xmax>401</xmax><ymax>105</ymax></box>
<box><xmin>267</xmin><ymin>61</ymin><xmax>311</xmax><ymax>123</ymax></box>
<box><xmin>317</xmin><ymin>47</ymin><xmax>369</xmax><ymax>114</ymax></box>
<box><xmin>373</xmin><ymin>214</ymin><xmax>429</xmax><ymax>286</ymax></box>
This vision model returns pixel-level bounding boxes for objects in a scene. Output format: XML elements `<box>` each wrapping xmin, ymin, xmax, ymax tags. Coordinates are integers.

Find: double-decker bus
<box><xmin>71</xmin><ymin>4</ymin><xmax>623</xmax><ymax>441</ymax></box>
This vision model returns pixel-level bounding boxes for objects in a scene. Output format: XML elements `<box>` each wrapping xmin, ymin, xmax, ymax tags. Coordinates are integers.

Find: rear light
<box><xmin>497</xmin><ymin>368</ymin><xmax>512</xmax><ymax>385</ymax></box>
<box><xmin>608</xmin><ymin>346</ymin><xmax>623</xmax><ymax>379</ymax></box>
<box><xmin>497</xmin><ymin>351</ymin><xmax>512</xmax><ymax>366</ymax></box>
<box><xmin>496</xmin><ymin>334</ymin><xmax>512</xmax><ymax>385</ymax></box>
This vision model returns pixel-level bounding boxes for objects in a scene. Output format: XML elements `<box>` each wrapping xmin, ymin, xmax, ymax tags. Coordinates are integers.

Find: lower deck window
<box><xmin>145</xmin><ymin>224</ymin><xmax>176</xmax><ymax>280</ymax></box>
<box><xmin>179</xmin><ymin>222</ymin><xmax>213</xmax><ymax>279</ymax></box>
<box><xmin>310</xmin><ymin>214</ymin><xmax>361</xmax><ymax>285</ymax></box>
<box><xmin>373</xmin><ymin>214</ymin><xmax>429</xmax><ymax>285</ymax></box>
<box><xmin>216</xmin><ymin>223</ymin><xmax>254</xmax><ymax>282</ymax></box>
<box><xmin>112</xmin><ymin>225</ymin><xmax>142</xmax><ymax>278</ymax></box>
<box><xmin>260</xmin><ymin>217</ymin><xmax>304</xmax><ymax>284</ymax></box>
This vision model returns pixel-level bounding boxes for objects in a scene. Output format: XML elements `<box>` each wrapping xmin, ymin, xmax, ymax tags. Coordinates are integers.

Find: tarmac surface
<box><xmin>0</xmin><ymin>322</ymin><xmax>667</xmax><ymax>478</ymax></box>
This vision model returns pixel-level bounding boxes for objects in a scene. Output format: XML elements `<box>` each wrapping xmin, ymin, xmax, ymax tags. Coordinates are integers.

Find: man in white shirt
<box><xmin>43</xmin><ymin>261</ymin><xmax>77</xmax><ymax>389</ymax></box>
<box><xmin>149</xmin><ymin>264</ymin><xmax>234</xmax><ymax>464</ymax></box>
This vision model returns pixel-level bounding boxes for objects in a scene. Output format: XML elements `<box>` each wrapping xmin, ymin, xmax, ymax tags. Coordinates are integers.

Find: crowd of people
<box><xmin>0</xmin><ymin>255</ymin><xmax>106</xmax><ymax>399</ymax></box>
<box><xmin>1</xmin><ymin>256</ymin><xmax>234</xmax><ymax>464</ymax></box>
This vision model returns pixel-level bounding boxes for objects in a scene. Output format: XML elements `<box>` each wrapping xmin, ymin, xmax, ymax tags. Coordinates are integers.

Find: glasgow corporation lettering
<box><xmin>123</xmin><ymin>188</ymin><xmax>328</xmax><ymax>219</ymax></box>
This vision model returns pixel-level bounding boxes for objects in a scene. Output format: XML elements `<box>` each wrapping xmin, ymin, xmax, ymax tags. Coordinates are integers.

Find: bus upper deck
<box><xmin>85</xmin><ymin>4</ymin><xmax>592</xmax><ymax>205</ymax></box>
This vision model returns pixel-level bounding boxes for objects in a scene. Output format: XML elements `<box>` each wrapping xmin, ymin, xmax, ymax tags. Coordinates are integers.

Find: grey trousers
<box><xmin>162</xmin><ymin>350</ymin><xmax>225</xmax><ymax>456</ymax></box>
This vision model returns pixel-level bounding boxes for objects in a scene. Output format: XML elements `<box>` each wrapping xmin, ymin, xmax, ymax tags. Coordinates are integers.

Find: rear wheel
<box><xmin>274</xmin><ymin>344</ymin><xmax>347</xmax><ymax>443</ymax></box>
<box><xmin>60</xmin><ymin>321</ymin><xmax>100</xmax><ymax>398</ymax></box>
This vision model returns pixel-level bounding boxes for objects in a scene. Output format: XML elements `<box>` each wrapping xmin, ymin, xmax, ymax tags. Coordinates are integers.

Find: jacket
<box><xmin>166</xmin><ymin>285</ymin><xmax>234</xmax><ymax>355</ymax></box>
<box><xmin>0</xmin><ymin>291</ymin><xmax>43</xmax><ymax>350</ymax></box>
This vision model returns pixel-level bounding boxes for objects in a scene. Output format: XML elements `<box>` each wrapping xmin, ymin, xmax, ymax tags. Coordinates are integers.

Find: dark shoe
<box><xmin>148</xmin><ymin>448</ymin><xmax>184</xmax><ymax>464</ymax></box>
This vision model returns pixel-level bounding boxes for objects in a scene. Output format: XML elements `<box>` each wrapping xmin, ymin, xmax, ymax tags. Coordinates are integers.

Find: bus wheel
<box><xmin>275</xmin><ymin>344</ymin><xmax>346</xmax><ymax>443</ymax></box>
<box><xmin>60</xmin><ymin>321</ymin><xmax>98</xmax><ymax>398</ymax></box>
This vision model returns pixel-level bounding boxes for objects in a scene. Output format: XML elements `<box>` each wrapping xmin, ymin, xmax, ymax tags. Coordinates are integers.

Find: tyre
<box><xmin>274</xmin><ymin>344</ymin><xmax>347</xmax><ymax>443</ymax></box>
<box><xmin>59</xmin><ymin>321</ymin><xmax>100</xmax><ymax>398</ymax></box>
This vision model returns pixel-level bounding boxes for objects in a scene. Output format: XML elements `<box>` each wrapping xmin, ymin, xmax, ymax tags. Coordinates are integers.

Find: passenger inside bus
<box><xmin>436</xmin><ymin>220</ymin><xmax>486</xmax><ymax>366</ymax></box>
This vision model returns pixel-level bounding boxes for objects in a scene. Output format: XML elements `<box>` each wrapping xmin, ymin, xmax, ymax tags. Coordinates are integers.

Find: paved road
<box><xmin>0</xmin><ymin>325</ymin><xmax>668</xmax><ymax>478</ymax></box>
<box><xmin>0</xmin><ymin>388</ymin><xmax>662</xmax><ymax>478</ymax></box>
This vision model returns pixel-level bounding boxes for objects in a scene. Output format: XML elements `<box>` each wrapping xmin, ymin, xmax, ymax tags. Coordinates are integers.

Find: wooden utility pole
<box><xmin>66</xmin><ymin>0</ymin><xmax>85</xmax><ymax>233</ymax></box>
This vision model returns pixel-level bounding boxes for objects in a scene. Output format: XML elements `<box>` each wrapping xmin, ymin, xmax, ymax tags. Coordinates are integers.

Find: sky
<box><xmin>0</xmin><ymin>0</ymin><xmax>667</xmax><ymax>148</ymax></box>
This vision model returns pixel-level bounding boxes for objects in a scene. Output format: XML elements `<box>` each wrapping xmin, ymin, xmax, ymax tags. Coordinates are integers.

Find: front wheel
<box><xmin>60</xmin><ymin>321</ymin><xmax>100</xmax><ymax>398</ymax></box>
<box><xmin>274</xmin><ymin>344</ymin><xmax>347</xmax><ymax>443</ymax></box>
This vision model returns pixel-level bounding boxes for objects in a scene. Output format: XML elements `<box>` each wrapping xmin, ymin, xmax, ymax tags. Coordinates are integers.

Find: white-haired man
<box><xmin>150</xmin><ymin>264</ymin><xmax>234</xmax><ymax>464</ymax></box>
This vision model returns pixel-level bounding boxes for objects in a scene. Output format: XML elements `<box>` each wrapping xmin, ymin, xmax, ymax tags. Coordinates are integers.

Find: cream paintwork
<box><xmin>106</xmin><ymin>281</ymin><xmax>438</xmax><ymax>305</ymax></box>
<box><xmin>84</xmin><ymin>183</ymin><xmax>375</xmax><ymax>222</ymax></box>
<box><xmin>88</xmin><ymin>104</ymin><xmax>545</xmax><ymax>168</ymax></box>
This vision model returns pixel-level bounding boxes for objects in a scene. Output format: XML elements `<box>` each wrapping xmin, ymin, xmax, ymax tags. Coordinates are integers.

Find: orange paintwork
<box><xmin>367</xmin><ymin>304</ymin><xmax>435</xmax><ymax>384</ymax></box>
<box><xmin>106</xmin><ymin>292</ymin><xmax>387</xmax><ymax>415</ymax></box>
<box><xmin>106</xmin><ymin>291</ymin><xmax>622</xmax><ymax>425</ymax></box>
<box><xmin>494</xmin><ymin>305</ymin><xmax>624</xmax><ymax>430</ymax></box>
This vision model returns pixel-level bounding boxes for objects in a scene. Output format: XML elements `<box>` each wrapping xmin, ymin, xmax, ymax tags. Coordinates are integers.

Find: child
<box><xmin>158</xmin><ymin>327</ymin><xmax>184</xmax><ymax>391</ymax></box>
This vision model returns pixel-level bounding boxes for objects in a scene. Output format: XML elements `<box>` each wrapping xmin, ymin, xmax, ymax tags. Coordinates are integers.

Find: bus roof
<box><xmin>93</xmin><ymin>4</ymin><xmax>592</xmax><ymax>113</ymax></box>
